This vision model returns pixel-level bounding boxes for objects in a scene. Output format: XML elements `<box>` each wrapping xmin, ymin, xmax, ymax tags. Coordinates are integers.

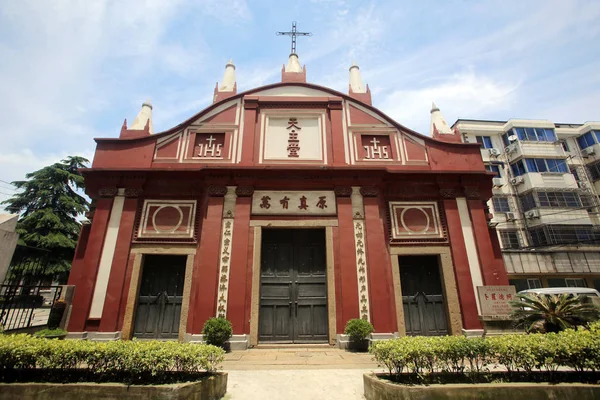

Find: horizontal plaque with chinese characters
<box><xmin>477</xmin><ymin>286</ymin><xmax>517</xmax><ymax>316</ymax></box>
<box><xmin>251</xmin><ymin>191</ymin><xmax>336</xmax><ymax>215</ymax></box>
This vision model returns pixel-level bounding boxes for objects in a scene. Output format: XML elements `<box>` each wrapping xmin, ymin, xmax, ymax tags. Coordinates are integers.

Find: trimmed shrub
<box><xmin>344</xmin><ymin>318</ymin><xmax>374</xmax><ymax>342</ymax></box>
<box><xmin>370</xmin><ymin>322</ymin><xmax>600</xmax><ymax>380</ymax></box>
<box><xmin>202</xmin><ymin>317</ymin><xmax>233</xmax><ymax>348</ymax></box>
<box><xmin>0</xmin><ymin>334</ymin><xmax>225</xmax><ymax>384</ymax></box>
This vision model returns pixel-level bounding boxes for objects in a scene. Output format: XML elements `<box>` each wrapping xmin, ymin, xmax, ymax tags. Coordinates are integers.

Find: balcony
<box><xmin>505</xmin><ymin>141</ymin><xmax>566</xmax><ymax>163</ymax></box>
<box><xmin>522</xmin><ymin>208</ymin><xmax>592</xmax><ymax>227</ymax></box>
<box><xmin>509</xmin><ymin>172</ymin><xmax>577</xmax><ymax>193</ymax></box>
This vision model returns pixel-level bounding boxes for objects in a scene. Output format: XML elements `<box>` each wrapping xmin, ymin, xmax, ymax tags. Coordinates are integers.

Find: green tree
<box><xmin>510</xmin><ymin>293</ymin><xmax>600</xmax><ymax>333</ymax></box>
<box><xmin>1</xmin><ymin>156</ymin><xmax>90</xmax><ymax>282</ymax></box>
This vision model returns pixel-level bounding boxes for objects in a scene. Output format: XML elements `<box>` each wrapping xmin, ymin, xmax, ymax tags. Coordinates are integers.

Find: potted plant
<box><xmin>47</xmin><ymin>300</ymin><xmax>67</xmax><ymax>330</ymax></box>
<box><xmin>344</xmin><ymin>318</ymin><xmax>374</xmax><ymax>352</ymax></box>
<box><xmin>202</xmin><ymin>317</ymin><xmax>233</xmax><ymax>350</ymax></box>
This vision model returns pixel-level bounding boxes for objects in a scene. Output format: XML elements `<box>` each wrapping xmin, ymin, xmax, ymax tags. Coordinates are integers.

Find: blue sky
<box><xmin>1</xmin><ymin>0</ymin><xmax>600</xmax><ymax>204</ymax></box>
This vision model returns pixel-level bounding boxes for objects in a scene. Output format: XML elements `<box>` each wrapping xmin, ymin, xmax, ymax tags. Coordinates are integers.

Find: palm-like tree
<box><xmin>510</xmin><ymin>293</ymin><xmax>600</xmax><ymax>333</ymax></box>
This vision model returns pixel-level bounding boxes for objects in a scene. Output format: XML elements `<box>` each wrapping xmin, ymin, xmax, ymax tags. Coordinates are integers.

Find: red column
<box><xmin>227</xmin><ymin>194</ymin><xmax>251</xmax><ymax>334</ymax></box>
<box><xmin>67</xmin><ymin>198</ymin><xmax>113</xmax><ymax>332</ymax></box>
<box><xmin>328</xmin><ymin>101</ymin><xmax>346</xmax><ymax>166</ymax></box>
<box><xmin>467</xmin><ymin>199</ymin><xmax>509</xmax><ymax>285</ymax></box>
<box><xmin>99</xmin><ymin>197</ymin><xmax>138</xmax><ymax>332</ymax></box>
<box><xmin>443</xmin><ymin>198</ymin><xmax>481</xmax><ymax>330</ymax></box>
<box><xmin>240</xmin><ymin>99</ymin><xmax>258</xmax><ymax>165</ymax></box>
<box><xmin>336</xmin><ymin>196</ymin><xmax>359</xmax><ymax>331</ymax></box>
<box><xmin>188</xmin><ymin>194</ymin><xmax>224</xmax><ymax>333</ymax></box>
<box><xmin>364</xmin><ymin>196</ymin><xmax>397</xmax><ymax>333</ymax></box>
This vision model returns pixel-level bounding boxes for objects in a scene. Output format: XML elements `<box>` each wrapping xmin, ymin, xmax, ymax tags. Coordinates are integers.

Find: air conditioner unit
<box><xmin>582</xmin><ymin>147</ymin><xmax>596</xmax><ymax>157</ymax></box>
<box><xmin>510</xmin><ymin>176</ymin><xmax>525</xmax><ymax>185</ymax></box>
<box><xmin>492</xmin><ymin>177</ymin><xmax>505</xmax><ymax>188</ymax></box>
<box><xmin>505</xmin><ymin>143</ymin><xmax>517</xmax><ymax>154</ymax></box>
<box><xmin>505</xmin><ymin>212</ymin><xmax>517</xmax><ymax>221</ymax></box>
<box><xmin>488</xmin><ymin>148</ymin><xmax>501</xmax><ymax>156</ymax></box>
<box><xmin>525</xmin><ymin>209</ymin><xmax>541</xmax><ymax>219</ymax></box>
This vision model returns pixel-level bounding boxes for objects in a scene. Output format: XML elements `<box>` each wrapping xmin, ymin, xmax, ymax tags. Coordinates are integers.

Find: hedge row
<box><xmin>0</xmin><ymin>334</ymin><xmax>225</xmax><ymax>384</ymax></box>
<box><xmin>370</xmin><ymin>321</ymin><xmax>600</xmax><ymax>377</ymax></box>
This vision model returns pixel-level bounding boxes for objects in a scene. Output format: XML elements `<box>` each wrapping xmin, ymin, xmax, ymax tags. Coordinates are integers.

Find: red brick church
<box><xmin>66</xmin><ymin>49</ymin><xmax>509</xmax><ymax>347</ymax></box>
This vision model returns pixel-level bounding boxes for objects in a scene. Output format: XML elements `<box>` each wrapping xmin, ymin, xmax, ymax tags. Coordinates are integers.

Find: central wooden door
<box><xmin>399</xmin><ymin>255</ymin><xmax>449</xmax><ymax>336</ymax></box>
<box><xmin>259</xmin><ymin>229</ymin><xmax>328</xmax><ymax>343</ymax></box>
<box><xmin>133</xmin><ymin>255</ymin><xmax>186</xmax><ymax>340</ymax></box>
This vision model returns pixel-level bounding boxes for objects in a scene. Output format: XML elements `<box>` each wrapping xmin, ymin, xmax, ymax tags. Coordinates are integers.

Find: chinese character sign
<box><xmin>477</xmin><ymin>286</ymin><xmax>517</xmax><ymax>316</ymax></box>
<box><xmin>251</xmin><ymin>191</ymin><xmax>337</xmax><ymax>215</ymax></box>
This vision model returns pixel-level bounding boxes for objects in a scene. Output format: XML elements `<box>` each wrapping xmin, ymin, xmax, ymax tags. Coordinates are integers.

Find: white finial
<box><xmin>430</xmin><ymin>101</ymin><xmax>452</xmax><ymax>135</ymax></box>
<box><xmin>285</xmin><ymin>53</ymin><xmax>303</xmax><ymax>73</ymax></box>
<box><xmin>349</xmin><ymin>62</ymin><xmax>366</xmax><ymax>93</ymax></box>
<box><xmin>130</xmin><ymin>99</ymin><xmax>154</xmax><ymax>134</ymax></box>
<box><xmin>219</xmin><ymin>59</ymin><xmax>236</xmax><ymax>92</ymax></box>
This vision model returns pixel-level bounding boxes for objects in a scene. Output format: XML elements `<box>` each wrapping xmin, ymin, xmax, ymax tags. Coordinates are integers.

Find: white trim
<box><xmin>89</xmin><ymin>194</ymin><xmax>126</xmax><ymax>319</ymax></box>
<box><xmin>456</xmin><ymin>197</ymin><xmax>484</xmax><ymax>312</ymax></box>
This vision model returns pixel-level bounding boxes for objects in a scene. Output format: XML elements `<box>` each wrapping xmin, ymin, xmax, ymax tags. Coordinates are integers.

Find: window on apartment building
<box><xmin>499</xmin><ymin>230</ymin><xmax>520</xmax><ymax>249</ymax></box>
<box><xmin>519</xmin><ymin>192</ymin><xmax>537</xmax><ymax>211</ymax></box>
<box><xmin>511</xmin><ymin>158</ymin><xmax>568</xmax><ymax>176</ymax></box>
<box><xmin>588</xmin><ymin>162</ymin><xmax>600</xmax><ymax>181</ymax></box>
<box><xmin>547</xmin><ymin>278</ymin><xmax>587</xmax><ymax>288</ymax></box>
<box><xmin>528</xmin><ymin>225</ymin><xmax>599</xmax><ymax>247</ymax></box>
<box><xmin>577</xmin><ymin>131</ymin><xmax>596</xmax><ymax>149</ymax></box>
<box><xmin>524</xmin><ymin>158</ymin><xmax>569</xmax><ymax>173</ymax></box>
<box><xmin>570</xmin><ymin>168</ymin><xmax>580</xmax><ymax>182</ymax></box>
<box><xmin>509</xmin><ymin>278</ymin><xmax>542</xmax><ymax>292</ymax></box>
<box><xmin>594</xmin><ymin>279</ymin><xmax>600</xmax><ymax>292</ymax></box>
<box><xmin>507</xmin><ymin>127</ymin><xmax>557</xmax><ymax>142</ymax></box>
<box><xmin>537</xmin><ymin>191</ymin><xmax>581</xmax><ymax>208</ymax></box>
<box><xmin>492</xmin><ymin>197</ymin><xmax>510</xmax><ymax>212</ymax></box>
<box><xmin>486</xmin><ymin>164</ymin><xmax>501</xmax><ymax>177</ymax></box>
<box><xmin>511</xmin><ymin>160</ymin><xmax>527</xmax><ymax>176</ymax></box>
<box><xmin>476</xmin><ymin>136</ymin><xmax>494</xmax><ymax>149</ymax></box>
<box><xmin>561</xmin><ymin>141</ymin><xmax>570</xmax><ymax>152</ymax></box>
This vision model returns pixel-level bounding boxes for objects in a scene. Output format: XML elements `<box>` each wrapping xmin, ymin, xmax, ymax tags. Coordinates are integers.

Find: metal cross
<box><xmin>276</xmin><ymin>21</ymin><xmax>312</xmax><ymax>55</ymax></box>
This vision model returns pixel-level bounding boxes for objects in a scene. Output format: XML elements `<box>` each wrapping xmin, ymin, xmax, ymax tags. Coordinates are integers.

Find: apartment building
<box><xmin>451</xmin><ymin>115</ymin><xmax>600</xmax><ymax>292</ymax></box>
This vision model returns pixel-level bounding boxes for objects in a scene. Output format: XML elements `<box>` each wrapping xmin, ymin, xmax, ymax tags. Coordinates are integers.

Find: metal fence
<box><xmin>0</xmin><ymin>245</ymin><xmax>63</xmax><ymax>331</ymax></box>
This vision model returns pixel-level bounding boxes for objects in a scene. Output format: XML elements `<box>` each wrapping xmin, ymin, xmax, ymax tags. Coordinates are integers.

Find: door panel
<box><xmin>399</xmin><ymin>255</ymin><xmax>449</xmax><ymax>336</ymax></box>
<box><xmin>133</xmin><ymin>255</ymin><xmax>186</xmax><ymax>340</ymax></box>
<box><xmin>259</xmin><ymin>229</ymin><xmax>328</xmax><ymax>343</ymax></box>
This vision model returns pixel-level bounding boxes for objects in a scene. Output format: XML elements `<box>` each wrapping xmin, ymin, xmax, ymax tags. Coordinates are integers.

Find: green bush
<box><xmin>0</xmin><ymin>334</ymin><xmax>225</xmax><ymax>384</ymax></box>
<box><xmin>202</xmin><ymin>317</ymin><xmax>232</xmax><ymax>348</ymax></box>
<box><xmin>370</xmin><ymin>322</ymin><xmax>600</xmax><ymax>379</ymax></box>
<box><xmin>33</xmin><ymin>328</ymin><xmax>67</xmax><ymax>338</ymax></box>
<box><xmin>344</xmin><ymin>318</ymin><xmax>374</xmax><ymax>342</ymax></box>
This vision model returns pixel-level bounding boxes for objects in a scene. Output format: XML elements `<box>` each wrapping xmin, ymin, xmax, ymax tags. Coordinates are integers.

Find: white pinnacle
<box><xmin>219</xmin><ymin>59</ymin><xmax>236</xmax><ymax>92</ymax></box>
<box><xmin>430</xmin><ymin>101</ymin><xmax>452</xmax><ymax>135</ymax></box>
<box><xmin>130</xmin><ymin>99</ymin><xmax>154</xmax><ymax>134</ymax></box>
<box><xmin>349</xmin><ymin>62</ymin><xmax>366</xmax><ymax>93</ymax></box>
<box><xmin>285</xmin><ymin>53</ymin><xmax>303</xmax><ymax>73</ymax></box>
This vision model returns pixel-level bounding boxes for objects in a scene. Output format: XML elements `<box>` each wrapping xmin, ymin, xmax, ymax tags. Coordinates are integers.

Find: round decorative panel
<box><xmin>400</xmin><ymin>207</ymin><xmax>430</xmax><ymax>234</ymax></box>
<box><xmin>152</xmin><ymin>205</ymin><xmax>184</xmax><ymax>233</ymax></box>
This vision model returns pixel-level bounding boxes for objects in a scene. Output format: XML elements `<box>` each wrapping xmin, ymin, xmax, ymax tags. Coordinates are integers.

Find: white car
<box><xmin>518</xmin><ymin>287</ymin><xmax>600</xmax><ymax>306</ymax></box>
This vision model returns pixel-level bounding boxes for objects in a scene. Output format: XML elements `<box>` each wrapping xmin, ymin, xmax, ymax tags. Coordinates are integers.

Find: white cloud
<box><xmin>379</xmin><ymin>70</ymin><xmax>519</xmax><ymax>133</ymax></box>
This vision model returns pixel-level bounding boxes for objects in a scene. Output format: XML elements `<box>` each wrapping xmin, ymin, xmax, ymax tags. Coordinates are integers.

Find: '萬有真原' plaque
<box><xmin>251</xmin><ymin>191</ymin><xmax>336</xmax><ymax>215</ymax></box>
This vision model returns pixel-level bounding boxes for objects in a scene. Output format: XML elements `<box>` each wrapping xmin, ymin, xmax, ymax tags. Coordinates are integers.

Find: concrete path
<box><xmin>221</xmin><ymin>347</ymin><xmax>381</xmax><ymax>399</ymax></box>
<box><xmin>223</xmin><ymin>369</ymin><xmax>374</xmax><ymax>400</ymax></box>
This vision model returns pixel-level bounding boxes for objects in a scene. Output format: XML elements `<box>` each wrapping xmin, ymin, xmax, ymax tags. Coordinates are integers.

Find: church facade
<box><xmin>66</xmin><ymin>54</ymin><xmax>509</xmax><ymax>347</ymax></box>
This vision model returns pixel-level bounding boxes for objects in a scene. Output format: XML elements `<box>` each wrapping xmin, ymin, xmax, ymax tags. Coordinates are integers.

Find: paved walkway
<box><xmin>221</xmin><ymin>347</ymin><xmax>381</xmax><ymax>399</ymax></box>
<box><xmin>222</xmin><ymin>347</ymin><xmax>379</xmax><ymax>370</ymax></box>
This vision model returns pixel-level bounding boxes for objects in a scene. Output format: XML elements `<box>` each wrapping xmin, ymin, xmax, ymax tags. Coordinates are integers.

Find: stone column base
<box><xmin>184</xmin><ymin>333</ymin><xmax>250</xmax><ymax>350</ymax></box>
<box><xmin>66</xmin><ymin>331</ymin><xmax>121</xmax><ymax>341</ymax></box>
<box><xmin>337</xmin><ymin>333</ymin><xmax>398</xmax><ymax>349</ymax></box>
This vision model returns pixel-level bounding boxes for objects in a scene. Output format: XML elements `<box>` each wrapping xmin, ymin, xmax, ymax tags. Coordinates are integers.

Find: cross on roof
<box><xmin>276</xmin><ymin>21</ymin><xmax>312</xmax><ymax>55</ymax></box>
